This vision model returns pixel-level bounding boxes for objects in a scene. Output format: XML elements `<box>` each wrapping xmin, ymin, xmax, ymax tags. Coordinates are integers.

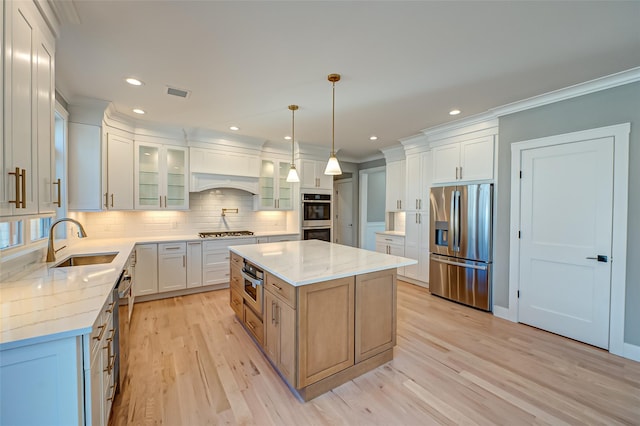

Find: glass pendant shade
<box><xmin>324</xmin><ymin>155</ymin><xmax>342</xmax><ymax>175</ymax></box>
<box><xmin>286</xmin><ymin>164</ymin><xmax>300</xmax><ymax>182</ymax></box>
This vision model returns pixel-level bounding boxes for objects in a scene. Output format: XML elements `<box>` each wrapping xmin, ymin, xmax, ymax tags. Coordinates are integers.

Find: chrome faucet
<box><xmin>46</xmin><ymin>218</ymin><xmax>88</xmax><ymax>262</ymax></box>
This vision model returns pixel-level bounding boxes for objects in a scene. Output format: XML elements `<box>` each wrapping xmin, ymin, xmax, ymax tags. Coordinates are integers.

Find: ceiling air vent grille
<box><xmin>166</xmin><ymin>86</ymin><xmax>190</xmax><ymax>99</ymax></box>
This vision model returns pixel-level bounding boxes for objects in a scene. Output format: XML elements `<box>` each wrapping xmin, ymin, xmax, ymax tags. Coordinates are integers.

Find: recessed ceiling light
<box><xmin>229</xmin><ymin>126</ymin><xmax>240</xmax><ymax>131</ymax></box>
<box><xmin>133</xmin><ymin>108</ymin><xmax>145</xmax><ymax>114</ymax></box>
<box><xmin>369</xmin><ymin>136</ymin><xmax>378</xmax><ymax>141</ymax></box>
<box><xmin>125</xmin><ymin>77</ymin><xmax>143</xmax><ymax>86</ymax></box>
<box><xmin>284</xmin><ymin>136</ymin><xmax>292</xmax><ymax>140</ymax></box>
<box><xmin>449</xmin><ymin>109</ymin><xmax>461</xmax><ymax>116</ymax></box>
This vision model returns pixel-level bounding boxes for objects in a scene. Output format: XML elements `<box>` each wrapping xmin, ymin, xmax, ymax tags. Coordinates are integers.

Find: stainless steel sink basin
<box><xmin>53</xmin><ymin>252</ymin><xmax>118</xmax><ymax>268</ymax></box>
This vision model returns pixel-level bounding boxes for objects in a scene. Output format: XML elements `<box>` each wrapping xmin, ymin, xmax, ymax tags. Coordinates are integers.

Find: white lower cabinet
<box><xmin>187</xmin><ymin>241</ymin><xmax>203</xmax><ymax>288</ymax></box>
<box><xmin>203</xmin><ymin>238</ymin><xmax>256</xmax><ymax>286</ymax></box>
<box><xmin>375</xmin><ymin>233</ymin><xmax>405</xmax><ymax>276</ymax></box>
<box><xmin>158</xmin><ymin>243</ymin><xmax>187</xmax><ymax>293</ymax></box>
<box><xmin>404</xmin><ymin>212</ymin><xmax>429</xmax><ymax>284</ymax></box>
<box><xmin>133</xmin><ymin>244</ymin><xmax>158</xmax><ymax>296</ymax></box>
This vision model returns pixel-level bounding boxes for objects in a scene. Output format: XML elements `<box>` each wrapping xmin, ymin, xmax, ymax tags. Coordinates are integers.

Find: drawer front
<box><xmin>230</xmin><ymin>265</ymin><xmax>243</xmax><ymax>292</ymax></box>
<box><xmin>265</xmin><ymin>273</ymin><xmax>296</xmax><ymax>308</ymax></box>
<box><xmin>203</xmin><ymin>248</ymin><xmax>230</xmax><ymax>266</ymax></box>
<box><xmin>375</xmin><ymin>234</ymin><xmax>404</xmax><ymax>246</ymax></box>
<box><xmin>230</xmin><ymin>252</ymin><xmax>243</xmax><ymax>269</ymax></box>
<box><xmin>159</xmin><ymin>242</ymin><xmax>186</xmax><ymax>255</ymax></box>
<box><xmin>203</xmin><ymin>265</ymin><xmax>231</xmax><ymax>286</ymax></box>
<box><xmin>230</xmin><ymin>288</ymin><xmax>243</xmax><ymax>319</ymax></box>
<box><xmin>243</xmin><ymin>305</ymin><xmax>264</xmax><ymax>345</ymax></box>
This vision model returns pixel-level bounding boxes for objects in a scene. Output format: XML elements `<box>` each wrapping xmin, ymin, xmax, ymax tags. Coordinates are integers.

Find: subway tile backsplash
<box><xmin>72</xmin><ymin>189</ymin><xmax>293</xmax><ymax>238</ymax></box>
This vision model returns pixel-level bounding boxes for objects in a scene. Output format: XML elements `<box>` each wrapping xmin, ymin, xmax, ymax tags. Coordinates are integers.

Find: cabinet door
<box><xmin>165</xmin><ymin>146</ymin><xmax>188</xmax><ymax>209</ymax></box>
<box><xmin>459</xmin><ymin>136</ymin><xmax>494</xmax><ymax>182</ymax></box>
<box><xmin>298</xmin><ymin>277</ymin><xmax>354</xmax><ymax>388</ymax></box>
<box><xmin>355</xmin><ymin>270</ymin><xmax>396</xmax><ymax>363</ymax></box>
<box><xmin>133</xmin><ymin>244</ymin><xmax>158</xmax><ymax>296</ymax></box>
<box><xmin>277</xmin><ymin>300</ymin><xmax>296</xmax><ymax>385</ymax></box>
<box><xmin>264</xmin><ymin>291</ymin><xmax>279</xmax><ymax>362</ymax></box>
<box><xmin>405</xmin><ymin>154</ymin><xmax>422</xmax><ymax>211</ymax></box>
<box><xmin>258</xmin><ymin>159</ymin><xmax>276</xmax><ymax>209</ymax></box>
<box><xmin>135</xmin><ymin>143</ymin><xmax>161</xmax><ymax>209</ymax></box>
<box><xmin>158</xmin><ymin>244</ymin><xmax>187</xmax><ymax>293</ymax></box>
<box><xmin>106</xmin><ymin>134</ymin><xmax>133</xmax><ymax>210</ymax></box>
<box><xmin>431</xmin><ymin>144</ymin><xmax>460</xmax><ymax>184</ymax></box>
<box><xmin>36</xmin><ymin>36</ymin><xmax>55</xmax><ymax>214</ymax></box>
<box><xmin>68</xmin><ymin>123</ymin><xmax>102</xmax><ymax>211</ymax></box>
<box><xmin>404</xmin><ymin>212</ymin><xmax>420</xmax><ymax>280</ymax></box>
<box><xmin>186</xmin><ymin>242</ymin><xmax>202</xmax><ymax>288</ymax></box>
<box><xmin>300</xmin><ymin>159</ymin><xmax>318</xmax><ymax>188</ymax></box>
<box><xmin>317</xmin><ymin>168</ymin><xmax>333</xmax><ymax>190</ymax></box>
<box><xmin>385</xmin><ymin>160</ymin><xmax>405</xmax><ymax>211</ymax></box>
<box><xmin>277</xmin><ymin>160</ymin><xmax>293</xmax><ymax>209</ymax></box>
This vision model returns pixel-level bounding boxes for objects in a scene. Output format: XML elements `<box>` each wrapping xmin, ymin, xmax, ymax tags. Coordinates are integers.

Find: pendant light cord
<box><xmin>331</xmin><ymin>80</ymin><xmax>336</xmax><ymax>156</ymax></box>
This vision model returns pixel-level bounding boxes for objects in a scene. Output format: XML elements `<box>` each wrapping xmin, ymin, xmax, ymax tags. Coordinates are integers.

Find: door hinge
<box><xmin>518</xmin><ymin>231</ymin><xmax>521</xmax><ymax>239</ymax></box>
<box><xmin>519</xmin><ymin>171</ymin><xmax>522</xmax><ymax>179</ymax></box>
<box><xmin>517</xmin><ymin>290</ymin><xmax>520</xmax><ymax>298</ymax></box>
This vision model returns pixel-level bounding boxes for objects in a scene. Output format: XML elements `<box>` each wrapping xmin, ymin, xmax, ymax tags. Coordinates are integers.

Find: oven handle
<box><xmin>241</xmin><ymin>270</ymin><xmax>263</xmax><ymax>288</ymax></box>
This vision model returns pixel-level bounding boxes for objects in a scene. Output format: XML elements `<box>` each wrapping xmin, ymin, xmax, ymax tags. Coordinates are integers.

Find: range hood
<box><xmin>190</xmin><ymin>173</ymin><xmax>259</xmax><ymax>194</ymax></box>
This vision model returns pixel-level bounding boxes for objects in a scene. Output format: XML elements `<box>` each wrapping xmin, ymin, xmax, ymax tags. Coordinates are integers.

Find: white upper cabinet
<box><xmin>135</xmin><ymin>142</ymin><xmax>188</xmax><ymax>210</ymax></box>
<box><xmin>255</xmin><ymin>158</ymin><xmax>294</xmax><ymax>210</ymax></box>
<box><xmin>432</xmin><ymin>136</ymin><xmax>494</xmax><ymax>184</ymax></box>
<box><xmin>68</xmin><ymin>126</ymin><xmax>134</xmax><ymax>211</ymax></box>
<box><xmin>1</xmin><ymin>1</ymin><xmax>55</xmax><ymax>216</ymax></box>
<box><xmin>385</xmin><ymin>160</ymin><xmax>406</xmax><ymax>212</ymax></box>
<box><xmin>405</xmin><ymin>151</ymin><xmax>431</xmax><ymax>211</ymax></box>
<box><xmin>301</xmin><ymin>159</ymin><xmax>333</xmax><ymax>190</ymax></box>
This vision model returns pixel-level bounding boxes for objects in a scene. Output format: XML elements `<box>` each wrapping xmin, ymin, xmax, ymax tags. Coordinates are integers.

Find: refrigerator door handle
<box><xmin>453</xmin><ymin>190</ymin><xmax>461</xmax><ymax>252</ymax></box>
<box><xmin>450</xmin><ymin>192</ymin><xmax>456</xmax><ymax>253</ymax></box>
<box><xmin>431</xmin><ymin>256</ymin><xmax>487</xmax><ymax>271</ymax></box>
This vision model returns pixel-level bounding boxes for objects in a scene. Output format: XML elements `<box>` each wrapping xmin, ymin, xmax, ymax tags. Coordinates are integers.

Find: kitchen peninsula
<box><xmin>228</xmin><ymin>240</ymin><xmax>416</xmax><ymax>401</ymax></box>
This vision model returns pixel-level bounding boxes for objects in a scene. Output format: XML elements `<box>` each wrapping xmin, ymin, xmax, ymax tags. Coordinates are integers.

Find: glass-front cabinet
<box><xmin>135</xmin><ymin>142</ymin><xmax>188</xmax><ymax>210</ymax></box>
<box><xmin>256</xmin><ymin>159</ymin><xmax>293</xmax><ymax>210</ymax></box>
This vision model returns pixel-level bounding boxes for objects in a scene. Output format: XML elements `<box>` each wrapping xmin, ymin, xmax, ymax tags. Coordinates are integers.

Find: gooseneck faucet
<box><xmin>46</xmin><ymin>218</ymin><xmax>88</xmax><ymax>262</ymax></box>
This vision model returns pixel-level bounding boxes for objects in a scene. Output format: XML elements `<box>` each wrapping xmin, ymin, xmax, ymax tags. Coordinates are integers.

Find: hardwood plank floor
<box><xmin>110</xmin><ymin>282</ymin><xmax>640</xmax><ymax>425</ymax></box>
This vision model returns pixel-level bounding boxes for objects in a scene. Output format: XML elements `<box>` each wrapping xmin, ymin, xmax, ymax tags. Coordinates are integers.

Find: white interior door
<box><xmin>518</xmin><ymin>137</ymin><xmax>614</xmax><ymax>349</ymax></box>
<box><xmin>335</xmin><ymin>180</ymin><xmax>354</xmax><ymax>246</ymax></box>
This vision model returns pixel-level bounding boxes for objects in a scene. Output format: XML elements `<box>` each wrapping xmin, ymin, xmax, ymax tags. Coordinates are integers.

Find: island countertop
<box><xmin>228</xmin><ymin>240</ymin><xmax>416</xmax><ymax>286</ymax></box>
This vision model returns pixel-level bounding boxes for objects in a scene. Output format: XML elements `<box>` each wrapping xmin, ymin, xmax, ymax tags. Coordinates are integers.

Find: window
<box><xmin>30</xmin><ymin>217</ymin><xmax>53</xmax><ymax>242</ymax></box>
<box><xmin>0</xmin><ymin>219</ymin><xmax>24</xmax><ymax>250</ymax></box>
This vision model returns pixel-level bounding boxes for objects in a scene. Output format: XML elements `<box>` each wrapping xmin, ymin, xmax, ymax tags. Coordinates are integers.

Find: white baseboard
<box><xmin>398</xmin><ymin>275</ymin><xmax>428</xmax><ymax>289</ymax></box>
<box><xmin>622</xmin><ymin>342</ymin><xmax>640</xmax><ymax>362</ymax></box>
<box><xmin>492</xmin><ymin>305</ymin><xmax>515</xmax><ymax>322</ymax></box>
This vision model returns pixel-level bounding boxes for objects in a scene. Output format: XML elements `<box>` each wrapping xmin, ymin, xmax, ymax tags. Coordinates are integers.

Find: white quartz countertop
<box><xmin>0</xmin><ymin>231</ymin><xmax>299</xmax><ymax>349</ymax></box>
<box><xmin>228</xmin><ymin>240</ymin><xmax>417</xmax><ymax>286</ymax></box>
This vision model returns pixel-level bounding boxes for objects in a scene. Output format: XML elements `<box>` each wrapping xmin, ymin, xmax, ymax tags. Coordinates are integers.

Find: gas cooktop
<box><xmin>198</xmin><ymin>230</ymin><xmax>254</xmax><ymax>238</ymax></box>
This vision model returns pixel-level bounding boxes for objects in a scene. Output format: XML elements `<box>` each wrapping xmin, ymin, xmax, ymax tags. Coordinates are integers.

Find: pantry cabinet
<box><xmin>1</xmin><ymin>0</ymin><xmax>55</xmax><ymax>216</ymax></box>
<box><xmin>255</xmin><ymin>158</ymin><xmax>294</xmax><ymax>210</ymax></box>
<box><xmin>134</xmin><ymin>142</ymin><xmax>188</xmax><ymax>210</ymax></box>
<box><xmin>432</xmin><ymin>136</ymin><xmax>494</xmax><ymax>184</ymax></box>
<box><xmin>300</xmin><ymin>159</ymin><xmax>333</xmax><ymax>190</ymax></box>
<box><xmin>385</xmin><ymin>160</ymin><xmax>406</xmax><ymax>212</ymax></box>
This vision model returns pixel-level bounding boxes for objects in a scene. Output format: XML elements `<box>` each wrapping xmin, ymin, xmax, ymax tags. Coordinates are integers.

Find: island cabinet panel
<box><xmin>243</xmin><ymin>305</ymin><xmax>264</xmax><ymax>345</ymax></box>
<box><xmin>297</xmin><ymin>277</ymin><xmax>355</xmax><ymax>388</ymax></box>
<box><xmin>355</xmin><ymin>270</ymin><xmax>397</xmax><ymax>363</ymax></box>
<box><xmin>266</xmin><ymin>272</ymin><xmax>296</xmax><ymax>308</ymax></box>
<box><xmin>264</xmin><ymin>290</ymin><xmax>296</xmax><ymax>385</ymax></box>
<box><xmin>230</xmin><ymin>288</ymin><xmax>243</xmax><ymax>319</ymax></box>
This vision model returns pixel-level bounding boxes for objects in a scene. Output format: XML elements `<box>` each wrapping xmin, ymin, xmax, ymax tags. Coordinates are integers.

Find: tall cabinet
<box><xmin>255</xmin><ymin>158</ymin><xmax>294</xmax><ymax>210</ymax></box>
<box><xmin>2</xmin><ymin>0</ymin><xmax>55</xmax><ymax>216</ymax></box>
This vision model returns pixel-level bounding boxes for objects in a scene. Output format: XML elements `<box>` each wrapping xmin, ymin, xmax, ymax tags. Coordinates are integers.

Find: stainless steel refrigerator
<box><xmin>429</xmin><ymin>184</ymin><xmax>493</xmax><ymax>311</ymax></box>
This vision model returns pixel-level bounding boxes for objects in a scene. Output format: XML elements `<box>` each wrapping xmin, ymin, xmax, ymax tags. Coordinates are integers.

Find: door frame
<box><xmin>334</xmin><ymin>178</ymin><xmax>354</xmax><ymax>246</ymax></box>
<box><xmin>358</xmin><ymin>166</ymin><xmax>385</xmax><ymax>248</ymax></box>
<box><xmin>508</xmin><ymin>123</ymin><xmax>629</xmax><ymax>357</ymax></box>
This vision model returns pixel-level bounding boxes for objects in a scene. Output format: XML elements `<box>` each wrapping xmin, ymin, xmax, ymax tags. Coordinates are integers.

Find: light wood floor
<box><xmin>110</xmin><ymin>282</ymin><xmax>640</xmax><ymax>425</ymax></box>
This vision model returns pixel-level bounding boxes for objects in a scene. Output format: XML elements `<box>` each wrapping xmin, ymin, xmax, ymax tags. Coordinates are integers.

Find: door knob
<box><xmin>586</xmin><ymin>255</ymin><xmax>608</xmax><ymax>263</ymax></box>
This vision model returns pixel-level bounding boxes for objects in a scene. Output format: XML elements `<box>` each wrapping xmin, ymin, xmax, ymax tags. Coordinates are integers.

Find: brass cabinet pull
<box><xmin>106</xmin><ymin>328</ymin><xmax>115</xmax><ymax>342</ymax></box>
<box><xmin>104</xmin><ymin>192</ymin><xmax>109</xmax><ymax>208</ymax></box>
<box><xmin>246</xmin><ymin>321</ymin><xmax>256</xmax><ymax>331</ymax></box>
<box><xmin>270</xmin><ymin>282</ymin><xmax>282</xmax><ymax>291</ymax></box>
<box><xmin>459</xmin><ymin>166</ymin><xmax>463</xmax><ymax>179</ymax></box>
<box><xmin>53</xmin><ymin>178</ymin><xmax>61</xmax><ymax>207</ymax></box>
<box><xmin>105</xmin><ymin>301</ymin><xmax>116</xmax><ymax>313</ymax></box>
<box><xmin>8</xmin><ymin>167</ymin><xmax>20</xmax><ymax>207</ymax></box>
<box><xmin>20</xmin><ymin>169</ymin><xmax>26</xmax><ymax>208</ymax></box>
<box><xmin>164</xmin><ymin>195</ymin><xmax>167</xmax><ymax>208</ymax></box>
<box><xmin>93</xmin><ymin>324</ymin><xmax>106</xmax><ymax>341</ymax></box>
<box><xmin>271</xmin><ymin>301</ymin><xmax>276</xmax><ymax>324</ymax></box>
<box><xmin>183</xmin><ymin>255</ymin><xmax>186</xmax><ymax>267</ymax></box>
<box><xmin>110</xmin><ymin>193</ymin><xmax>114</xmax><ymax>207</ymax></box>
<box><xmin>159</xmin><ymin>195</ymin><xmax>162</xmax><ymax>207</ymax></box>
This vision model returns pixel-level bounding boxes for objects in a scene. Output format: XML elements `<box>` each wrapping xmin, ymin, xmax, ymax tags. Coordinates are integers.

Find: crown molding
<box><xmin>491</xmin><ymin>67</ymin><xmax>640</xmax><ymax>117</ymax></box>
<box><xmin>380</xmin><ymin>145</ymin><xmax>405</xmax><ymax>162</ymax></box>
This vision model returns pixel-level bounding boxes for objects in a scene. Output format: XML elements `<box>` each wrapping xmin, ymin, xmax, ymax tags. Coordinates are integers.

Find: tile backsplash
<box><xmin>72</xmin><ymin>189</ymin><xmax>296</xmax><ymax>238</ymax></box>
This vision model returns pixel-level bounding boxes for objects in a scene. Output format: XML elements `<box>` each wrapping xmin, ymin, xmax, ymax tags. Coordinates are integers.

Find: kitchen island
<box><xmin>228</xmin><ymin>240</ymin><xmax>416</xmax><ymax>401</ymax></box>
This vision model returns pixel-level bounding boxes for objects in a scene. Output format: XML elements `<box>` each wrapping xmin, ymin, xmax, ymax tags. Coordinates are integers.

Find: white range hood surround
<box><xmin>190</xmin><ymin>173</ymin><xmax>259</xmax><ymax>194</ymax></box>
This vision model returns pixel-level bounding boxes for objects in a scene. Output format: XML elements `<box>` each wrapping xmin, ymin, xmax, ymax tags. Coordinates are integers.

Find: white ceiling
<box><xmin>54</xmin><ymin>1</ymin><xmax>640</xmax><ymax>161</ymax></box>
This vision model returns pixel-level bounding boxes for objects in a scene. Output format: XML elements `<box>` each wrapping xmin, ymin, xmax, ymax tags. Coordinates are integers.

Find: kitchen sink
<box><xmin>53</xmin><ymin>253</ymin><xmax>118</xmax><ymax>268</ymax></box>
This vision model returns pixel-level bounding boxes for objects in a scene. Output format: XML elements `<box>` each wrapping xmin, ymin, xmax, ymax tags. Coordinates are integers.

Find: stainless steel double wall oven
<box><xmin>301</xmin><ymin>192</ymin><xmax>332</xmax><ymax>242</ymax></box>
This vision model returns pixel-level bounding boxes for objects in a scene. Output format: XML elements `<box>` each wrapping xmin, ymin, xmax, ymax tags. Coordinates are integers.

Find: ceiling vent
<box><xmin>166</xmin><ymin>86</ymin><xmax>191</xmax><ymax>99</ymax></box>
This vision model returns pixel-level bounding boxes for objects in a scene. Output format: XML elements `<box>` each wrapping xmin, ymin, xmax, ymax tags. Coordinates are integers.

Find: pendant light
<box><xmin>324</xmin><ymin>73</ymin><xmax>342</xmax><ymax>175</ymax></box>
<box><xmin>286</xmin><ymin>105</ymin><xmax>300</xmax><ymax>183</ymax></box>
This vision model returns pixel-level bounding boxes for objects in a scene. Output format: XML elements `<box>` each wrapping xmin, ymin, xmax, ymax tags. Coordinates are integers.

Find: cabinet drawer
<box><xmin>230</xmin><ymin>252</ymin><xmax>243</xmax><ymax>269</ymax></box>
<box><xmin>375</xmin><ymin>234</ymin><xmax>405</xmax><ymax>246</ymax></box>
<box><xmin>203</xmin><ymin>265</ymin><xmax>231</xmax><ymax>285</ymax></box>
<box><xmin>159</xmin><ymin>242</ymin><xmax>186</xmax><ymax>255</ymax></box>
<box><xmin>203</xmin><ymin>248</ymin><xmax>230</xmax><ymax>266</ymax></box>
<box><xmin>243</xmin><ymin>305</ymin><xmax>264</xmax><ymax>345</ymax></box>
<box><xmin>230</xmin><ymin>288</ymin><xmax>243</xmax><ymax>319</ymax></box>
<box><xmin>265</xmin><ymin>273</ymin><xmax>296</xmax><ymax>308</ymax></box>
